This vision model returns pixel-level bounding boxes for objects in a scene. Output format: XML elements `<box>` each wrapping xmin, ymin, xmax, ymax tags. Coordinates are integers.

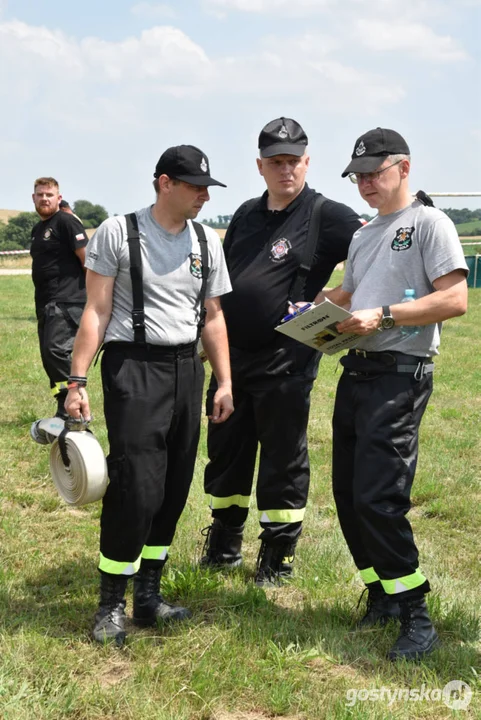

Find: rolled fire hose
<box><xmin>45</xmin><ymin>418</ymin><xmax>108</xmax><ymax>506</ymax></box>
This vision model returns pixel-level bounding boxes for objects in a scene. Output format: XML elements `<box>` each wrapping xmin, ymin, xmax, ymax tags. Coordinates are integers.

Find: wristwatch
<box><xmin>380</xmin><ymin>305</ymin><xmax>395</xmax><ymax>330</ymax></box>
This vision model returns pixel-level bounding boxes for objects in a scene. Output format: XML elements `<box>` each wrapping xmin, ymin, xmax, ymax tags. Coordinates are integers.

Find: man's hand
<box><xmin>336</xmin><ymin>308</ymin><xmax>382</xmax><ymax>336</ymax></box>
<box><xmin>287</xmin><ymin>301</ymin><xmax>312</xmax><ymax>315</ymax></box>
<box><xmin>65</xmin><ymin>386</ymin><xmax>92</xmax><ymax>422</ymax></box>
<box><xmin>209</xmin><ymin>384</ymin><xmax>234</xmax><ymax>424</ymax></box>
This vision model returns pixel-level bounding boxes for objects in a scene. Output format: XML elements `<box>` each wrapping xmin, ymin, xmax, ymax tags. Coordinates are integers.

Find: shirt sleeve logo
<box><xmin>270</xmin><ymin>238</ymin><xmax>292</xmax><ymax>263</ymax></box>
<box><xmin>391</xmin><ymin>226</ymin><xmax>414</xmax><ymax>251</ymax></box>
<box><xmin>189</xmin><ymin>253</ymin><xmax>203</xmax><ymax>278</ymax></box>
<box><xmin>75</xmin><ymin>233</ymin><xmax>86</xmax><ymax>241</ymax></box>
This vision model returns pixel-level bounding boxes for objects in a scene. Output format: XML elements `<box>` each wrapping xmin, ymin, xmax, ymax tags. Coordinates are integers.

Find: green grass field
<box><xmin>0</xmin><ymin>275</ymin><xmax>480</xmax><ymax>719</ymax></box>
<box><xmin>456</xmin><ymin>219</ymin><xmax>481</xmax><ymax>236</ymax></box>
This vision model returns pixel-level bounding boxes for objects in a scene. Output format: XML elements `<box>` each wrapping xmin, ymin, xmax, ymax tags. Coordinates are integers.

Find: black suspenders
<box><xmin>288</xmin><ymin>194</ymin><xmax>326</xmax><ymax>302</ymax></box>
<box><xmin>192</xmin><ymin>221</ymin><xmax>210</xmax><ymax>342</ymax></box>
<box><xmin>125</xmin><ymin>213</ymin><xmax>146</xmax><ymax>344</ymax></box>
<box><xmin>124</xmin><ymin>213</ymin><xmax>210</xmax><ymax>345</ymax></box>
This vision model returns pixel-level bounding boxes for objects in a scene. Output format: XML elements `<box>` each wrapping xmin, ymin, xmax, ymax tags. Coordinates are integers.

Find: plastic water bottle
<box><xmin>400</xmin><ymin>289</ymin><xmax>421</xmax><ymax>337</ymax></box>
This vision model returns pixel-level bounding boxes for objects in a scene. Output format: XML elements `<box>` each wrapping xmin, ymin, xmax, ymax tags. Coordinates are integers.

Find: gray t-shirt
<box><xmin>343</xmin><ymin>199</ymin><xmax>468</xmax><ymax>356</ymax></box>
<box><xmin>85</xmin><ymin>207</ymin><xmax>232</xmax><ymax>345</ymax></box>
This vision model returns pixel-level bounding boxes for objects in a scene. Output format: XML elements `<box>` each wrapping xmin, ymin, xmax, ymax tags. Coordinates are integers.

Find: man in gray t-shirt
<box><xmin>65</xmin><ymin>145</ymin><xmax>233</xmax><ymax>646</ymax></box>
<box><xmin>322</xmin><ymin>128</ymin><xmax>468</xmax><ymax>662</ymax></box>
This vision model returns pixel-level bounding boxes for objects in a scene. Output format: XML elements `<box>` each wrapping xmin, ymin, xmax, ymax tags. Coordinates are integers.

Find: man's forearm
<box><xmin>201</xmin><ymin>313</ymin><xmax>231</xmax><ymax>387</ymax></box>
<box><xmin>70</xmin><ymin>307</ymin><xmax>110</xmax><ymax>376</ymax></box>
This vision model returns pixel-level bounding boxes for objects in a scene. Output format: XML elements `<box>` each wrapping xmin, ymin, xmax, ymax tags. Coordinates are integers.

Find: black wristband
<box><xmin>68</xmin><ymin>376</ymin><xmax>88</xmax><ymax>387</ymax></box>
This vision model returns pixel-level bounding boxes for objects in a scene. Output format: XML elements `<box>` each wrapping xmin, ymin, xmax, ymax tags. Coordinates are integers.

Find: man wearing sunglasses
<box><xmin>322</xmin><ymin>128</ymin><xmax>468</xmax><ymax>660</ymax></box>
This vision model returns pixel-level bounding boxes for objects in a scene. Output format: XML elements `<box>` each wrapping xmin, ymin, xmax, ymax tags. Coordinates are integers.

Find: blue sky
<box><xmin>0</xmin><ymin>0</ymin><xmax>480</xmax><ymax>220</ymax></box>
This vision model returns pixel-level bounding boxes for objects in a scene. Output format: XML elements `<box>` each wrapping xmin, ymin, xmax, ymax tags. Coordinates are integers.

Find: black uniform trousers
<box><xmin>204</xmin><ymin>337</ymin><xmax>321</xmax><ymax>544</ymax></box>
<box><xmin>36</xmin><ymin>301</ymin><xmax>84</xmax><ymax>405</ymax></box>
<box><xmin>99</xmin><ymin>342</ymin><xmax>204</xmax><ymax>572</ymax></box>
<box><xmin>332</xmin><ymin>353</ymin><xmax>433</xmax><ymax>595</ymax></box>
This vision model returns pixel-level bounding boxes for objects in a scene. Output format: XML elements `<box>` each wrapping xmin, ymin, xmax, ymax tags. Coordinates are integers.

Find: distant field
<box><xmin>456</xmin><ymin>219</ymin><xmax>481</xmax><ymax>235</ymax></box>
<box><xmin>0</xmin><ymin>208</ymin><xmax>23</xmax><ymax>223</ymax></box>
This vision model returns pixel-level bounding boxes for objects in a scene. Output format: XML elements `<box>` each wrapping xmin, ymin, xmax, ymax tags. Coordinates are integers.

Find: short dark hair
<box><xmin>59</xmin><ymin>200</ymin><xmax>70</xmax><ymax>209</ymax></box>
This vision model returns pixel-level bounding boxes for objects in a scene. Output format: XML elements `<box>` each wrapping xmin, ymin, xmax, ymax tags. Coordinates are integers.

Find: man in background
<box><xmin>59</xmin><ymin>199</ymin><xmax>82</xmax><ymax>222</ymax></box>
<box><xmin>30</xmin><ymin>177</ymin><xmax>88</xmax><ymax>439</ymax></box>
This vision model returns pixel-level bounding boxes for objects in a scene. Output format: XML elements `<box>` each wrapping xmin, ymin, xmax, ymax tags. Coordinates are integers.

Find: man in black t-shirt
<box><xmin>200</xmin><ymin>118</ymin><xmax>363</xmax><ymax>586</ymax></box>
<box><xmin>30</xmin><ymin>177</ymin><xmax>88</xmax><ymax>438</ymax></box>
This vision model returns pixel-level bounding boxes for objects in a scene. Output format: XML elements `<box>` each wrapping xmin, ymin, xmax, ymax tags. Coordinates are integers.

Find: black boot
<box><xmin>357</xmin><ymin>581</ymin><xmax>400</xmax><ymax>628</ymax></box>
<box><xmin>55</xmin><ymin>391</ymin><xmax>69</xmax><ymax>420</ymax></box>
<box><xmin>388</xmin><ymin>596</ymin><xmax>439</xmax><ymax>661</ymax></box>
<box><xmin>92</xmin><ymin>572</ymin><xmax>128</xmax><ymax>646</ymax></box>
<box><xmin>133</xmin><ymin>563</ymin><xmax>192</xmax><ymax>627</ymax></box>
<box><xmin>199</xmin><ymin>519</ymin><xmax>244</xmax><ymax>568</ymax></box>
<box><xmin>254</xmin><ymin>540</ymin><xmax>297</xmax><ymax>588</ymax></box>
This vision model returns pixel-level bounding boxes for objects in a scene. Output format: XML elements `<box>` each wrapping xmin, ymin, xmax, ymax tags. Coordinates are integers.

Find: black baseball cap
<box><xmin>59</xmin><ymin>200</ymin><xmax>70</xmax><ymax>208</ymax></box>
<box><xmin>258</xmin><ymin>117</ymin><xmax>308</xmax><ymax>158</ymax></box>
<box><xmin>154</xmin><ymin>145</ymin><xmax>226</xmax><ymax>187</ymax></box>
<box><xmin>341</xmin><ymin>128</ymin><xmax>410</xmax><ymax>177</ymax></box>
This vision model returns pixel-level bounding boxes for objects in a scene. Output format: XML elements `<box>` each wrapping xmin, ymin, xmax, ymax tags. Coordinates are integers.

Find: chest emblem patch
<box><xmin>189</xmin><ymin>253</ymin><xmax>203</xmax><ymax>278</ymax></box>
<box><xmin>392</xmin><ymin>226</ymin><xmax>414</xmax><ymax>252</ymax></box>
<box><xmin>43</xmin><ymin>228</ymin><xmax>52</xmax><ymax>241</ymax></box>
<box><xmin>270</xmin><ymin>238</ymin><xmax>292</xmax><ymax>263</ymax></box>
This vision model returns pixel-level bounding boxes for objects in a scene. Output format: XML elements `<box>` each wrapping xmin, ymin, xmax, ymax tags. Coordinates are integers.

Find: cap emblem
<box><xmin>200</xmin><ymin>157</ymin><xmax>208</xmax><ymax>173</ymax></box>
<box><xmin>278</xmin><ymin>124</ymin><xmax>288</xmax><ymax>139</ymax></box>
<box><xmin>355</xmin><ymin>141</ymin><xmax>366</xmax><ymax>157</ymax></box>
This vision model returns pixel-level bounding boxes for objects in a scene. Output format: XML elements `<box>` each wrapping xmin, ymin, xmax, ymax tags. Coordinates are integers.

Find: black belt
<box><xmin>343</xmin><ymin>349</ymin><xmax>434</xmax><ymax>379</ymax></box>
<box><xmin>104</xmin><ymin>341</ymin><xmax>197</xmax><ymax>359</ymax></box>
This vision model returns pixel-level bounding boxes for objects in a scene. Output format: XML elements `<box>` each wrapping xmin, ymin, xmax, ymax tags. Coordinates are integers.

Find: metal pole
<box><xmin>427</xmin><ymin>192</ymin><xmax>481</xmax><ymax>197</ymax></box>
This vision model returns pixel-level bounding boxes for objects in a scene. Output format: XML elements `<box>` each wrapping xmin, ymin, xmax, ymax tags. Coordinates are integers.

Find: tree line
<box><xmin>1</xmin><ymin>206</ymin><xmax>479</xmax><ymax>252</ymax></box>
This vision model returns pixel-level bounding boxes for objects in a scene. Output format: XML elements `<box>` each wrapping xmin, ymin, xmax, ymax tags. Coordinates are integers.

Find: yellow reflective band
<box><xmin>258</xmin><ymin>508</ymin><xmax>305</xmax><ymax>523</ymax></box>
<box><xmin>381</xmin><ymin>570</ymin><xmax>427</xmax><ymax>595</ymax></box>
<box><xmin>98</xmin><ymin>552</ymin><xmax>141</xmax><ymax>576</ymax></box>
<box><xmin>51</xmin><ymin>380</ymin><xmax>69</xmax><ymax>396</ymax></box>
<box><xmin>359</xmin><ymin>567</ymin><xmax>380</xmax><ymax>584</ymax></box>
<box><xmin>141</xmin><ymin>545</ymin><xmax>169</xmax><ymax>561</ymax></box>
<box><xmin>208</xmin><ymin>493</ymin><xmax>250</xmax><ymax>510</ymax></box>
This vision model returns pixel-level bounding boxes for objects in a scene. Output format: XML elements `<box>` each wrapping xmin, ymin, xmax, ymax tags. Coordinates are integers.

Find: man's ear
<box><xmin>158</xmin><ymin>174</ymin><xmax>172</xmax><ymax>193</ymax></box>
<box><xmin>256</xmin><ymin>158</ymin><xmax>264</xmax><ymax>177</ymax></box>
<box><xmin>399</xmin><ymin>159</ymin><xmax>410</xmax><ymax>179</ymax></box>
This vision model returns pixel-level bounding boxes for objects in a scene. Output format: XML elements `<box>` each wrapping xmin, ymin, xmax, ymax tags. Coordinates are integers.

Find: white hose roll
<box><xmin>49</xmin><ymin>431</ymin><xmax>108</xmax><ymax>506</ymax></box>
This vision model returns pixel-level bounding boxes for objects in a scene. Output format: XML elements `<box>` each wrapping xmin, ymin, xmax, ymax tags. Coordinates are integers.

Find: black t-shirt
<box><xmin>221</xmin><ymin>184</ymin><xmax>362</xmax><ymax>350</ymax></box>
<box><xmin>30</xmin><ymin>211</ymin><xmax>89</xmax><ymax>307</ymax></box>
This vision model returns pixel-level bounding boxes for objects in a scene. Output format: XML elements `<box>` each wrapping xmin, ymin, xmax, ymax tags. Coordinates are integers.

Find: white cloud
<box><xmin>211</xmin><ymin>33</ymin><xmax>405</xmax><ymax>112</ymax></box>
<box><xmin>356</xmin><ymin>19</ymin><xmax>468</xmax><ymax>62</ymax></box>
<box><xmin>80</xmin><ymin>27</ymin><xmax>212</xmax><ymax>86</ymax></box>
<box><xmin>0</xmin><ymin>21</ymin><xmax>212</xmax><ymax>98</ymax></box>
<box><xmin>130</xmin><ymin>2</ymin><xmax>176</xmax><ymax>19</ymax></box>
<box><xmin>204</xmin><ymin>0</ymin><xmax>333</xmax><ymax>16</ymax></box>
